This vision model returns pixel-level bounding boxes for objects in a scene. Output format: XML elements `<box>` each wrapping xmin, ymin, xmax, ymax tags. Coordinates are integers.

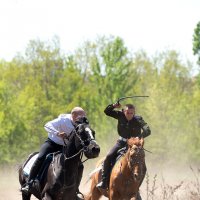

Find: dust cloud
<box><xmin>0</xmin><ymin>159</ymin><xmax>198</xmax><ymax>200</ymax></box>
<box><xmin>0</xmin><ymin>162</ymin><xmax>105</xmax><ymax>200</ymax></box>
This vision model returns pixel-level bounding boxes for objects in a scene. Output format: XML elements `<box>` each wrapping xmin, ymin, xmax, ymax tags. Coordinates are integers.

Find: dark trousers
<box><xmin>103</xmin><ymin>139</ymin><xmax>127</xmax><ymax>178</ymax></box>
<box><xmin>28</xmin><ymin>138</ymin><xmax>63</xmax><ymax>182</ymax></box>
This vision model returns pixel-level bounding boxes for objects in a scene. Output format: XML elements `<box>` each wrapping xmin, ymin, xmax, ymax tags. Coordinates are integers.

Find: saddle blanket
<box><xmin>23</xmin><ymin>153</ymin><xmax>38</xmax><ymax>176</ymax></box>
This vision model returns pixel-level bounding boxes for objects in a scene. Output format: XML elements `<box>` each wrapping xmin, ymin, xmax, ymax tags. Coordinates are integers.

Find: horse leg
<box><xmin>130</xmin><ymin>192</ymin><xmax>142</xmax><ymax>200</ymax></box>
<box><xmin>130</xmin><ymin>197</ymin><xmax>137</xmax><ymax>200</ymax></box>
<box><xmin>77</xmin><ymin>163</ymin><xmax>84</xmax><ymax>199</ymax></box>
<box><xmin>22</xmin><ymin>192</ymin><xmax>31</xmax><ymax>200</ymax></box>
<box><xmin>91</xmin><ymin>187</ymin><xmax>102</xmax><ymax>200</ymax></box>
<box><xmin>86</xmin><ymin>183</ymin><xmax>102</xmax><ymax>200</ymax></box>
<box><xmin>136</xmin><ymin>192</ymin><xmax>142</xmax><ymax>200</ymax></box>
<box><xmin>42</xmin><ymin>192</ymin><xmax>53</xmax><ymax>200</ymax></box>
<box><xmin>109</xmin><ymin>190</ymin><xmax>121</xmax><ymax>200</ymax></box>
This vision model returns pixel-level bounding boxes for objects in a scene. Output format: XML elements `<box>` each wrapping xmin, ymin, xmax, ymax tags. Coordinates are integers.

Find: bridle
<box><xmin>62</xmin><ymin>123</ymin><xmax>95</xmax><ymax>161</ymax></box>
<box><xmin>57</xmin><ymin>124</ymin><xmax>96</xmax><ymax>190</ymax></box>
<box><xmin>127</xmin><ymin>145</ymin><xmax>145</xmax><ymax>180</ymax></box>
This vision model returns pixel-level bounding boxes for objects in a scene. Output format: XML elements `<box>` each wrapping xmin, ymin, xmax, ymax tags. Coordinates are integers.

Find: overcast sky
<box><xmin>0</xmin><ymin>0</ymin><xmax>200</xmax><ymax>72</ymax></box>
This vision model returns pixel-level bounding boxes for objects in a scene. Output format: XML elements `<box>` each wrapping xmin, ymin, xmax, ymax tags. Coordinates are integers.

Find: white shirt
<box><xmin>44</xmin><ymin>114</ymin><xmax>75</xmax><ymax>145</ymax></box>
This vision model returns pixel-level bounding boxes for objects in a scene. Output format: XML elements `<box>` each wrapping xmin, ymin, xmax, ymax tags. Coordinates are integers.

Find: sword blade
<box><xmin>118</xmin><ymin>95</ymin><xmax>149</xmax><ymax>102</ymax></box>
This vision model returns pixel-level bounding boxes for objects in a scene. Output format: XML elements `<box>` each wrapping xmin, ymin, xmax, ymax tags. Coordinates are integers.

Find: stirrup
<box><xmin>21</xmin><ymin>184</ymin><xmax>30</xmax><ymax>194</ymax></box>
<box><xmin>96</xmin><ymin>181</ymin><xmax>108</xmax><ymax>190</ymax></box>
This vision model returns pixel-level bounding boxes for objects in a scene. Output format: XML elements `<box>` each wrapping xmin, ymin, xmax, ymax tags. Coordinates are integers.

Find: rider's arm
<box><xmin>44</xmin><ymin>118</ymin><xmax>61</xmax><ymax>136</ymax></box>
<box><xmin>136</xmin><ymin>116</ymin><xmax>151</xmax><ymax>138</ymax></box>
<box><xmin>104</xmin><ymin>103</ymin><xmax>121</xmax><ymax>119</ymax></box>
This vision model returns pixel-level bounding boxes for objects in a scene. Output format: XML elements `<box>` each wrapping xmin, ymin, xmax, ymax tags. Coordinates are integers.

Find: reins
<box><xmin>128</xmin><ymin>146</ymin><xmax>144</xmax><ymax>166</ymax></box>
<box><xmin>45</xmin><ymin>125</ymin><xmax>93</xmax><ymax>162</ymax></box>
<box><xmin>62</xmin><ymin>132</ymin><xmax>84</xmax><ymax>160</ymax></box>
<box><xmin>62</xmin><ymin>129</ymin><xmax>93</xmax><ymax>164</ymax></box>
<box><xmin>63</xmin><ymin>146</ymin><xmax>85</xmax><ymax>160</ymax></box>
<box><xmin>61</xmin><ymin>129</ymin><xmax>92</xmax><ymax>191</ymax></box>
<box><xmin>142</xmin><ymin>147</ymin><xmax>153</xmax><ymax>154</ymax></box>
<box><xmin>124</xmin><ymin>145</ymin><xmax>145</xmax><ymax>183</ymax></box>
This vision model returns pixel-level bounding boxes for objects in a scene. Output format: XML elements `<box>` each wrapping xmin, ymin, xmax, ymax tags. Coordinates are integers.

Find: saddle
<box><xmin>104</xmin><ymin>146</ymin><xmax>128</xmax><ymax>182</ymax></box>
<box><xmin>22</xmin><ymin>151</ymin><xmax>62</xmax><ymax>198</ymax></box>
<box><xmin>23</xmin><ymin>153</ymin><xmax>54</xmax><ymax>182</ymax></box>
<box><xmin>115</xmin><ymin>146</ymin><xmax>127</xmax><ymax>161</ymax></box>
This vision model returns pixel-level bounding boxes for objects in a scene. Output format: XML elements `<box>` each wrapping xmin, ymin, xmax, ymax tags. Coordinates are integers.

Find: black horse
<box><xmin>19</xmin><ymin>117</ymin><xmax>100</xmax><ymax>200</ymax></box>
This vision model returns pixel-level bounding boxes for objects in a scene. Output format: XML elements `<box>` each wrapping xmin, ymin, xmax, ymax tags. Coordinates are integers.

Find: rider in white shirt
<box><xmin>45</xmin><ymin>113</ymin><xmax>76</xmax><ymax>145</ymax></box>
<box><xmin>21</xmin><ymin>107</ymin><xmax>86</xmax><ymax>195</ymax></box>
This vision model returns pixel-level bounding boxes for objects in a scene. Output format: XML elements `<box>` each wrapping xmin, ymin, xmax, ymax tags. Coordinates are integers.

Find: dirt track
<box><xmin>0</xmin><ymin>164</ymin><xmax>106</xmax><ymax>200</ymax></box>
<box><xmin>0</xmin><ymin>161</ymin><xmax>196</xmax><ymax>200</ymax></box>
<box><xmin>0</xmin><ymin>169</ymin><xmax>95</xmax><ymax>200</ymax></box>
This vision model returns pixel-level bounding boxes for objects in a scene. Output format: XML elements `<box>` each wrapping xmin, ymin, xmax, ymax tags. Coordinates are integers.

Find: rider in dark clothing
<box><xmin>96</xmin><ymin>103</ymin><xmax>151</xmax><ymax>190</ymax></box>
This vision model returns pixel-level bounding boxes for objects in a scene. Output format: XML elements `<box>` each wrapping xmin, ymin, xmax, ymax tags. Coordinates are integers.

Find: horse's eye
<box><xmin>79</xmin><ymin>131</ymin><xmax>85</xmax><ymax>138</ymax></box>
<box><xmin>130</xmin><ymin>148</ymin><xmax>135</xmax><ymax>153</ymax></box>
<box><xmin>84</xmin><ymin>140</ymin><xmax>90</xmax><ymax>146</ymax></box>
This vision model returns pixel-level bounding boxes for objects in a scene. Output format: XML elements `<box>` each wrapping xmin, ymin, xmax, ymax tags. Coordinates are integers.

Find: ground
<box><xmin>0</xmin><ymin>161</ymin><xmax>198</xmax><ymax>200</ymax></box>
<box><xmin>0</xmin><ymin>164</ymin><xmax>106</xmax><ymax>200</ymax></box>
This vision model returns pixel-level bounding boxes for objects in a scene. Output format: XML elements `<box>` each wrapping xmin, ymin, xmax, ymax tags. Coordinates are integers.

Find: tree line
<box><xmin>0</xmin><ymin>33</ymin><xmax>199</xmax><ymax>165</ymax></box>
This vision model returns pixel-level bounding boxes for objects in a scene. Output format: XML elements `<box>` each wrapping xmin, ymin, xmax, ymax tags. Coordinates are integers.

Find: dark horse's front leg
<box><xmin>22</xmin><ymin>192</ymin><xmax>31</xmax><ymax>200</ymax></box>
<box><xmin>131</xmin><ymin>192</ymin><xmax>142</xmax><ymax>200</ymax></box>
<box><xmin>42</xmin><ymin>192</ymin><xmax>53</xmax><ymax>200</ymax></box>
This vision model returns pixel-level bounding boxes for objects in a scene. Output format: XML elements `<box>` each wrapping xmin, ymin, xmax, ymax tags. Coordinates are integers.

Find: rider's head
<box><xmin>123</xmin><ymin>104</ymin><xmax>135</xmax><ymax>121</ymax></box>
<box><xmin>71</xmin><ymin>107</ymin><xmax>86</xmax><ymax>122</ymax></box>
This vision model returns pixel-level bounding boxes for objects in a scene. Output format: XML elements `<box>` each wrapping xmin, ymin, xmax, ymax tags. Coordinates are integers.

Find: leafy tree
<box><xmin>193</xmin><ymin>21</ymin><xmax>200</xmax><ymax>66</ymax></box>
<box><xmin>71</xmin><ymin>36</ymin><xmax>137</xmax><ymax>143</ymax></box>
<box><xmin>0</xmin><ymin>36</ymin><xmax>200</xmax><ymax>165</ymax></box>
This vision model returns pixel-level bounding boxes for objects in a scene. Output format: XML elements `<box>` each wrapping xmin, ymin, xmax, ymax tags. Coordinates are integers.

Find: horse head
<box><xmin>73</xmin><ymin>117</ymin><xmax>100</xmax><ymax>159</ymax></box>
<box><xmin>127</xmin><ymin>137</ymin><xmax>145</xmax><ymax>182</ymax></box>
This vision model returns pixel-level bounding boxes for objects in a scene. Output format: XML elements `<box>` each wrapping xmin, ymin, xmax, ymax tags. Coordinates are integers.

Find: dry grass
<box><xmin>141</xmin><ymin>167</ymin><xmax>200</xmax><ymax>200</ymax></box>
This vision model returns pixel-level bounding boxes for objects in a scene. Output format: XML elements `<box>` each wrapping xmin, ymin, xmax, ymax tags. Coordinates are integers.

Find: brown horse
<box><xmin>86</xmin><ymin>137</ymin><xmax>146</xmax><ymax>200</ymax></box>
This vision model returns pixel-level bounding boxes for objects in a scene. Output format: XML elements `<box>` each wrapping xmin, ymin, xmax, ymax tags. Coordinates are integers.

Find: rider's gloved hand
<box><xmin>57</xmin><ymin>132</ymin><xmax>66</xmax><ymax>139</ymax></box>
<box><xmin>113</xmin><ymin>102</ymin><xmax>121</xmax><ymax>108</ymax></box>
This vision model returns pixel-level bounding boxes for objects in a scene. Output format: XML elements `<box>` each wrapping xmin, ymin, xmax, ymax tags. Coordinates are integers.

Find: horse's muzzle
<box><xmin>84</xmin><ymin>141</ymin><xmax>100</xmax><ymax>159</ymax></box>
<box><xmin>133</xmin><ymin>172</ymin><xmax>141</xmax><ymax>182</ymax></box>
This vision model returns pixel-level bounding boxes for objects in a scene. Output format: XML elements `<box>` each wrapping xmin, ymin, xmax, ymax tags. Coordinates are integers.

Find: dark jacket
<box><xmin>104</xmin><ymin>104</ymin><xmax>151</xmax><ymax>139</ymax></box>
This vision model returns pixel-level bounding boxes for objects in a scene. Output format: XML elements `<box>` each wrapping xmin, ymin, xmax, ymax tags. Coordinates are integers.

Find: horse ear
<box><xmin>75</xmin><ymin>116</ymin><xmax>89</xmax><ymax>125</ymax></box>
<box><xmin>91</xmin><ymin>129</ymin><xmax>96</xmax><ymax>138</ymax></box>
<box><xmin>83</xmin><ymin>117</ymin><xmax>89</xmax><ymax>124</ymax></box>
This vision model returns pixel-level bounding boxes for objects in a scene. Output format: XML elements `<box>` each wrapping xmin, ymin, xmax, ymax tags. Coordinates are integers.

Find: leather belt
<box><xmin>119</xmin><ymin>136</ymin><xmax>127</xmax><ymax>142</ymax></box>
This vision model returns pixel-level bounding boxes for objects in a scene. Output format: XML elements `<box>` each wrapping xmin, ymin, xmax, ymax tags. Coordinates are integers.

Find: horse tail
<box><xmin>84</xmin><ymin>157</ymin><xmax>105</xmax><ymax>184</ymax></box>
<box><xmin>84</xmin><ymin>165</ymin><xmax>101</xmax><ymax>184</ymax></box>
<box><xmin>18</xmin><ymin>164</ymin><xmax>24</xmax><ymax>186</ymax></box>
<box><xmin>95</xmin><ymin>157</ymin><xmax>105</xmax><ymax>167</ymax></box>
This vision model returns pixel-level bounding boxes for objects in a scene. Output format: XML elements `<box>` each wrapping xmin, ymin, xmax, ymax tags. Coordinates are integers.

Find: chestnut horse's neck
<box><xmin>120</xmin><ymin>148</ymin><xmax>132</xmax><ymax>171</ymax></box>
<box><xmin>119</xmin><ymin>144</ymin><xmax>145</xmax><ymax>179</ymax></box>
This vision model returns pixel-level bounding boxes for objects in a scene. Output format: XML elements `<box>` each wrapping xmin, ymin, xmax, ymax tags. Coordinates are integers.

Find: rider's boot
<box><xmin>21</xmin><ymin>159</ymin><xmax>42</xmax><ymax>194</ymax></box>
<box><xmin>96</xmin><ymin>164</ymin><xmax>109</xmax><ymax>190</ymax></box>
<box><xmin>76</xmin><ymin>164</ymin><xmax>84</xmax><ymax>200</ymax></box>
